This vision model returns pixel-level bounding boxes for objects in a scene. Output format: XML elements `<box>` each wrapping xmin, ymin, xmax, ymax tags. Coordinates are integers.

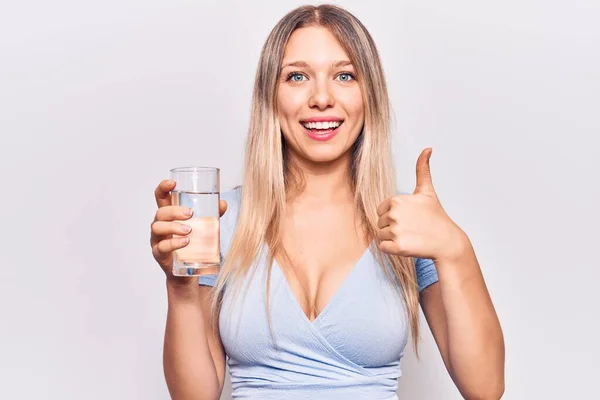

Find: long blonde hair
<box><xmin>209</xmin><ymin>4</ymin><xmax>422</xmax><ymax>355</ymax></box>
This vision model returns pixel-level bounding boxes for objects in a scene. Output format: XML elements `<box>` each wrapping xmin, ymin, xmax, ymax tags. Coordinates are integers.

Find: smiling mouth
<box><xmin>299</xmin><ymin>120</ymin><xmax>343</xmax><ymax>142</ymax></box>
<box><xmin>300</xmin><ymin>121</ymin><xmax>344</xmax><ymax>132</ymax></box>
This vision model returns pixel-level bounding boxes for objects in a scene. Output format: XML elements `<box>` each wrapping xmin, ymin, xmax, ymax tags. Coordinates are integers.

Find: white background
<box><xmin>1</xmin><ymin>0</ymin><xmax>599</xmax><ymax>399</ymax></box>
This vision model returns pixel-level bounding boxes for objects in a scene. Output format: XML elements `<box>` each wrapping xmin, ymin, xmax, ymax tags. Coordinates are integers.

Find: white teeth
<box><xmin>302</xmin><ymin>121</ymin><xmax>342</xmax><ymax>130</ymax></box>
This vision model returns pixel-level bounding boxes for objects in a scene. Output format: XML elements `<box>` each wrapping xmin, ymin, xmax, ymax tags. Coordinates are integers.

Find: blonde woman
<box><xmin>150</xmin><ymin>4</ymin><xmax>505</xmax><ymax>400</ymax></box>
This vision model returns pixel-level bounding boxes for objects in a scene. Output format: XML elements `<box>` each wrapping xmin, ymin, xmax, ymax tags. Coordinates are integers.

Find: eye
<box><xmin>337</xmin><ymin>72</ymin><xmax>356</xmax><ymax>82</ymax></box>
<box><xmin>286</xmin><ymin>72</ymin><xmax>307</xmax><ymax>82</ymax></box>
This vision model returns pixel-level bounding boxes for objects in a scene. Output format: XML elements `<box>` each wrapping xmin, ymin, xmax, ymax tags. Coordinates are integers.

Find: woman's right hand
<box><xmin>151</xmin><ymin>179</ymin><xmax>228</xmax><ymax>288</ymax></box>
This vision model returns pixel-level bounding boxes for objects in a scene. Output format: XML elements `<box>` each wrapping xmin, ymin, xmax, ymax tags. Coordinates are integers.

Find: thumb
<box><xmin>414</xmin><ymin>148</ymin><xmax>435</xmax><ymax>195</ymax></box>
<box><xmin>219</xmin><ymin>199</ymin><xmax>228</xmax><ymax>217</ymax></box>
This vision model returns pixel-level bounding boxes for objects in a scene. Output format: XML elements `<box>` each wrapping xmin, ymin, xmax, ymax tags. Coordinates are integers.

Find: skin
<box><xmin>151</xmin><ymin>183</ymin><xmax>227</xmax><ymax>400</ymax></box>
<box><xmin>276</xmin><ymin>26</ymin><xmax>505</xmax><ymax>399</ymax></box>
<box><xmin>275</xmin><ymin>26</ymin><xmax>367</xmax><ymax>321</ymax></box>
<box><xmin>152</xmin><ymin>25</ymin><xmax>505</xmax><ymax>400</ymax></box>
<box><xmin>377</xmin><ymin>149</ymin><xmax>505</xmax><ymax>399</ymax></box>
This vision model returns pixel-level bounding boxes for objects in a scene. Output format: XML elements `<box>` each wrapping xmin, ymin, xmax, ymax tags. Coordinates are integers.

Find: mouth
<box><xmin>300</xmin><ymin>120</ymin><xmax>344</xmax><ymax>142</ymax></box>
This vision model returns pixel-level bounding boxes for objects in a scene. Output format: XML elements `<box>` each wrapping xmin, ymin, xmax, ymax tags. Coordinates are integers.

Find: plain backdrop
<box><xmin>1</xmin><ymin>0</ymin><xmax>599</xmax><ymax>399</ymax></box>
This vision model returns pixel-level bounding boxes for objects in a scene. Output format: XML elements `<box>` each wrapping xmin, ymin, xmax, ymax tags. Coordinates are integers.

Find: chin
<box><xmin>301</xmin><ymin>144</ymin><xmax>349</xmax><ymax>164</ymax></box>
<box><xmin>282</xmin><ymin>127</ymin><xmax>358</xmax><ymax>165</ymax></box>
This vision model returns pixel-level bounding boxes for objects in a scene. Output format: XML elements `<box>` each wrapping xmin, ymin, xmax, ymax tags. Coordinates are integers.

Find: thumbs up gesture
<box><xmin>376</xmin><ymin>148</ymin><xmax>469</xmax><ymax>262</ymax></box>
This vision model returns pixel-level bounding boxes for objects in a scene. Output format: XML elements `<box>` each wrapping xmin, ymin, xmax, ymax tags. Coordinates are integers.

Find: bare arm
<box><xmin>151</xmin><ymin>180</ymin><xmax>229</xmax><ymax>399</ymax></box>
<box><xmin>376</xmin><ymin>150</ymin><xmax>504</xmax><ymax>398</ymax></box>
<box><xmin>163</xmin><ymin>282</ymin><xmax>226</xmax><ymax>400</ymax></box>
<box><xmin>420</xmin><ymin>239</ymin><xmax>505</xmax><ymax>400</ymax></box>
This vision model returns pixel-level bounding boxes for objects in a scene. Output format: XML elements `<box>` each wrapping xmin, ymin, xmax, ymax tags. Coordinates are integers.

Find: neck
<box><xmin>285</xmin><ymin>149</ymin><xmax>354</xmax><ymax>205</ymax></box>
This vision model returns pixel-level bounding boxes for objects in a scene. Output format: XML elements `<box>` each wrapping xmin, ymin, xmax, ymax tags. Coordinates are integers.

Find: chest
<box><xmin>276</xmin><ymin>205</ymin><xmax>369</xmax><ymax>322</ymax></box>
<box><xmin>218</xmin><ymin>250</ymin><xmax>409</xmax><ymax>370</ymax></box>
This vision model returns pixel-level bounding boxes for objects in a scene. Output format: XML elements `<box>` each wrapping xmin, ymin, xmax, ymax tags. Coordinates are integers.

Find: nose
<box><xmin>308</xmin><ymin>80</ymin><xmax>335</xmax><ymax>110</ymax></box>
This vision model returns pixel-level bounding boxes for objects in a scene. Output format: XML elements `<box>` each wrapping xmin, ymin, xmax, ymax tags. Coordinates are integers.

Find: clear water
<box><xmin>171</xmin><ymin>191</ymin><xmax>219</xmax><ymax>218</ymax></box>
<box><xmin>170</xmin><ymin>191</ymin><xmax>220</xmax><ymax>275</ymax></box>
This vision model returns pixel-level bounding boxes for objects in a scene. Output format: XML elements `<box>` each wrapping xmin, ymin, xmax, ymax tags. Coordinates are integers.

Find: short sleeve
<box><xmin>198</xmin><ymin>187</ymin><xmax>241</xmax><ymax>287</ymax></box>
<box><xmin>199</xmin><ymin>274</ymin><xmax>218</xmax><ymax>287</ymax></box>
<box><xmin>415</xmin><ymin>257</ymin><xmax>438</xmax><ymax>292</ymax></box>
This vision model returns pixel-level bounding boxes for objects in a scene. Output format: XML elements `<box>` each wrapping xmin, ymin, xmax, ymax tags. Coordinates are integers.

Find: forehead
<box><xmin>282</xmin><ymin>26</ymin><xmax>349</xmax><ymax>64</ymax></box>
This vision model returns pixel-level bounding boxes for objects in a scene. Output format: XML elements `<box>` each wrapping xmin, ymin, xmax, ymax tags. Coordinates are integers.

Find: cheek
<box><xmin>277</xmin><ymin>90</ymin><xmax>310</xmax><ymax>142</ymax></box>
<box><xmin>277</xmin><ymin>87</ymin><xmax>307</xmax><ymax>120</ymax></box>
<box><xmin>339</xmin><ymin>88</ymin><xmax>365</xmax><ymax>120</ymax></box>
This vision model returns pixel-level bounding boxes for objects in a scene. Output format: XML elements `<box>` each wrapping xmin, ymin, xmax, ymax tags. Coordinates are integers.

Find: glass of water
<box><xmin>169</xmin><ymin>166</ymin><xmax>220</xmax><ymax>277</ymax></box>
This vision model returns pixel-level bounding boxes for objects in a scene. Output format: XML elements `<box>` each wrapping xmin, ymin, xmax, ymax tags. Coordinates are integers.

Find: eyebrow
<box><xmin>281</xmin><ymin>60</ymin><xmax>354</xmax><ymax>69</ymax></box>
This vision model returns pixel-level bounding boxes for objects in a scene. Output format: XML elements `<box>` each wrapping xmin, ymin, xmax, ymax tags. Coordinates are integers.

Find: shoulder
<box><xmin>220</xmin><ymin>186</ymin><xmax>242</xmax><ymax>227</ymax></box>
<box><xmin>221</xmin><ymin>185</ymin><xmax>242</xmax><ymax>207</ymax></box>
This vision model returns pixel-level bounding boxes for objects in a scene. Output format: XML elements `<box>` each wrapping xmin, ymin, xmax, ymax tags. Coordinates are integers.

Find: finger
<box><xmin>151</xmin><ymin>220</ymin><xmax>192</xmax><ymax>237</ymax></box>
<box><xmin>377</xmin><ymin>226</ymin><xmax>395</xmax><ymax>241</ymax></box>
<box><xmin>155</xmin><ymin>205</ymin><xmax>194</xmax><ymax>222</ymax></box>
<box><xmin>376</xmin><ymin>197</ymin><xmax>392</xmax><ymax>217</ymax></box>
<box><xmin>378</xmin><ymin>240</ymin><xmax>397</xmax><ymax>255</ymax></box>
<box><xmin>219</xmin><ymin>199</ymin><xmax>228</xmax><ymax>217</ymax></box>
<box><xmin>377</xmin><ymin>213</ymin><xmax>394</xmax><ymax>229</ymax></box>
<box><xmin>154</xmin><ymin>237</ymin><xmax>190</xmax><ymax>258</ymax></box>
<box><xmin>155</xmin><ymin>180</ymin><xmax>176</xmax><ymax>208</ymax></box>
<box><xmin>414</xmin><ymin>148</ymin><xmax>435</xmax><ymax>196</ymax></box>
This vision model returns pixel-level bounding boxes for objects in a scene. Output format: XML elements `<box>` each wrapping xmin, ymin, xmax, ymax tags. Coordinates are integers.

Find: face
<box><xmin>277</xmin><ymin>26</ymin><xmax>365</xmax><ymax>165</ymax></box>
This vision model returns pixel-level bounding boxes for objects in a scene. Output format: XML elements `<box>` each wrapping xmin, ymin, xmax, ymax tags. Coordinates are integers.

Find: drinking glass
<box><xmin>169</xmin><ymin>166</ymin><xmax>220</xmax><ymax>276</ymax></box>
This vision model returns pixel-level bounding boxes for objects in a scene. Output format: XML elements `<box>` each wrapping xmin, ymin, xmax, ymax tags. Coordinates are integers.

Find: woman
<box><xmin>150</xmin><ymin>4</ymin><xmax>505</xmax><ymax>400</ymax></box>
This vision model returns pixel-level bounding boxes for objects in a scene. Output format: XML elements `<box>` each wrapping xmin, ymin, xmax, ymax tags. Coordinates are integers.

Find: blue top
<box><xmin>200</xmin><ymin>187</ymin><xmax>439</xmax><ymax>400</ymax></box>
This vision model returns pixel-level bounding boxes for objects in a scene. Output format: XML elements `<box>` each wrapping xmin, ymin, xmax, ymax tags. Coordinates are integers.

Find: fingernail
<box><xmin>168</xmin><ymin>180</ymin><xmax>176</xmax><ymax>186</ymax></box>
<box><xmin>181</xmin><ymin>225</ymin><xmax>191</xmax><ymax>233</ymax></box>
<box><xmin>184</xmin><ymin>208</ymin><xmax>193</xmax><ymax>216</ymax></box>
<box><xmin>180</xmin><ymin>237</ymin><xmax>189</xmax><ymax>245</ymax></box>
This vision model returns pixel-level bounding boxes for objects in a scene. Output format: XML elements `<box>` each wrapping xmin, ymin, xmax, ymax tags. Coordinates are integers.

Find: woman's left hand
<box><xmin>376</xmin><ymin>148</ymin><xmax>470</xmax><ymax>262</ymax></box>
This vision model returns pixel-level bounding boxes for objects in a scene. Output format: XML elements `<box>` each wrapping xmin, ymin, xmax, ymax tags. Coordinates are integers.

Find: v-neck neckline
<box><xmin>272</xmin><ymin>244</ymin><xmax>373</xmax><ymax>326</ymax></box>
